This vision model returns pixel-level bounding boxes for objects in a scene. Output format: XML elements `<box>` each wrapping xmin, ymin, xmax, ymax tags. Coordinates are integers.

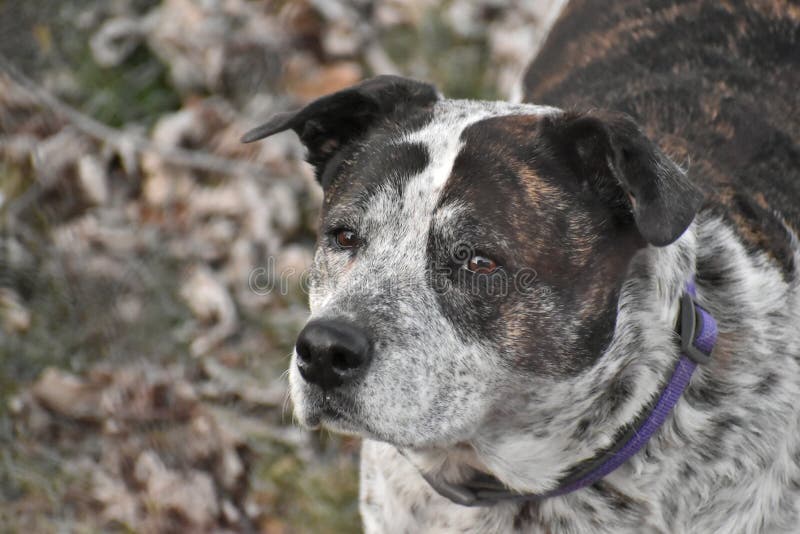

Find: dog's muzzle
<box><xmin>295</xmin><ymin>319</ymin><xmax>373</xmax><ymax>390</ymax></box>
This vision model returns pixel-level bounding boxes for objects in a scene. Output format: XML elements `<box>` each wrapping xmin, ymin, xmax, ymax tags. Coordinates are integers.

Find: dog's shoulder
<box><xmin>524</xmin><ymin>0</ymin><xmax>800</xmax><ymax>276</ymax></box>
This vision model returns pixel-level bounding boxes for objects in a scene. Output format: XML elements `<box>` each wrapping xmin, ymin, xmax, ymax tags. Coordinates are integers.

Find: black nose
<box><xmin>295</xmin><ymin>319</ymin><xmax>372</xmax><ymax>390</ymax></box>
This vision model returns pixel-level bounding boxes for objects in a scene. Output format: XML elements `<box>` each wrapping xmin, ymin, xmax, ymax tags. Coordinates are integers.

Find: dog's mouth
<box><xmin>300</xmin><ymin>389</ymin><xmax>365</xmax><ymax>436</ymax></box>
<box><xmin>318</xmin><ymin>394</ymin><xmax>350</xmax><ymax>421</ymax></box>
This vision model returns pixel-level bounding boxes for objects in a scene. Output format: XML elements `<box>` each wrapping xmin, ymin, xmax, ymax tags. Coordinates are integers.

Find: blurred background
<box><xmin>0</xmin><ymin>0</ymin><xmax>561</xmax><ymax>531</ymax></box>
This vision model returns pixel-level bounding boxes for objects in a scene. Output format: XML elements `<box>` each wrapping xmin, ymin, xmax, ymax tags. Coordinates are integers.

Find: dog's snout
<box><xmin>295</xmin><ymin>319</ymin><xmax>372</xmax><ymax>390</ymax></box>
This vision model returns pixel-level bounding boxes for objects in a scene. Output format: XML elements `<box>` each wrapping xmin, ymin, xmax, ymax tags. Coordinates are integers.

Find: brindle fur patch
<box><xmin>524</xmin><ymin>0</ymin><xmax>800</xmax><ymax>279</ymax></box>
<box><xmin>432</xmin><ymin>114</ymin><xmax>646</xmax><ymax>375</ymax></box>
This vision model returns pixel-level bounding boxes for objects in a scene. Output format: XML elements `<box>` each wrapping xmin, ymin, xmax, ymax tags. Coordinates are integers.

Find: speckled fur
<box><xmin>274</xmin><ymin>1</ymin><xmax>800</xmax><ymax>531</ymax></box>
<box><xmin>287</xmin><ymin>99</ymin><xmax>800</xmax><ymax>532</ymax></box>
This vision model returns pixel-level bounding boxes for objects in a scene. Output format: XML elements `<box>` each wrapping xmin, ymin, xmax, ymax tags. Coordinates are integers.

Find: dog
<box><xmin>243</xmin><ymin>0</ymin><xmax>800</xmax><ymax>531</ymax></box>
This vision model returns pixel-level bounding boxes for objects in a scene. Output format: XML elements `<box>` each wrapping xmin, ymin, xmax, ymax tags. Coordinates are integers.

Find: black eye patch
<box><xmin>321</xmin><ymin>140</ymin><xmax>432</xmax><ymax>215</ymax></box>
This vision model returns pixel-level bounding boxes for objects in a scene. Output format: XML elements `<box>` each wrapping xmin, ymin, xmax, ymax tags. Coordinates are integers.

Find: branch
<box><xmin>0</xmin><ymin>54</ymin><xmax>271</xmax><ymax>179</ymax></box>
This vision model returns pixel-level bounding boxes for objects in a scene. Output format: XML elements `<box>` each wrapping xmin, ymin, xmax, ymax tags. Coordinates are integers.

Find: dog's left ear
<box><xmin>242</xmin><ymin>75</ymin><xmax>439</xmax><ymax>179</ymax></box>
<box><xmin>543</xmin><ymin>110</ymin><xmax>704</xmax><ymax>246</ymax></box>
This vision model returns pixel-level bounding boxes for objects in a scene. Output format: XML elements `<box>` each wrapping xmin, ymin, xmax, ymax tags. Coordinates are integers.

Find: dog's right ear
<box><xmin>242</xmin><ymin>75</ymin><xmax>439</xmax><ymax>180</ymax></box>
<box><xmin>541</xmin><ymin>110</ymin><xmax>704</xmax><ymax>246</ymax></box>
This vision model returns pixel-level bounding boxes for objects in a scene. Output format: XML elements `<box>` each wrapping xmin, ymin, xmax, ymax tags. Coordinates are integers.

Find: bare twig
<box><xmin>0</xmin><ymin>54</ymin><xmax>271</xmax><ymax>179</ymax></box>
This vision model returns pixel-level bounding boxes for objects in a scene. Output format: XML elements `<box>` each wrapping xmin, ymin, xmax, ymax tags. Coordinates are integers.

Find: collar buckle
<box><xmin>418</xmin><ymin>468</ymin><xmax>531</xmax><ymax>507</ymax></box>
<box><xmin>679</xmin><ymin>291</ymin><xmax>713</xmax><ymax>365</ymax></box>
<box><xmin>419</xmin><ymin>471</ymin><xmax>480</xmax><ymax>507</ymax></box>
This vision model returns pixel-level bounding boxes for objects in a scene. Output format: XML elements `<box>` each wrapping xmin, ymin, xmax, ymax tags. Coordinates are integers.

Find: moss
<box><xmin>0</xmin><ymin>162</ymin><xmax>34</xmax><ymax>208</ymax></box>
<box><xmin>0</xmin><ymin>1</ymin><xmax>181</xmax><ymax>130</ymax></box>
<box><xmin>377</xmin><ymin>5</ymin><xmax>499</xmax><ymax>100</ymax></box>
<box><xmin>251</xmin><ymin>433</ymin><xmax>360</xmax><ymax>534</ymax></box>
<box><xmin>67</xmin><ymin>44</ymin><xmax>182</xmax><ymax>129</ymax></box>
<box><xmin>42</xmin><ymin>1</ymin><xmax>181</xmax><ymax>129</ymax></box>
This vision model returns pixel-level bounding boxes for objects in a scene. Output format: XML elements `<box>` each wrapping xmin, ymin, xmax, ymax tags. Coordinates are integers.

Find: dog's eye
<box><xmin>466</xmin><ymin>255</ymin><xmax>498</xmax><ymax>274</ymax></box>
<box><xmin>333</xmin><ymin>229</ymin><xmax>361</xmax><ymax>249</ymax></box>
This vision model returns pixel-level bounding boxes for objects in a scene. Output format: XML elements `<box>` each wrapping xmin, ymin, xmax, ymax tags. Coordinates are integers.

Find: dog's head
<box><xmin>245</xmin><ymin>76</ymin><xmax>702</xmax><ymax>485</ymax></box>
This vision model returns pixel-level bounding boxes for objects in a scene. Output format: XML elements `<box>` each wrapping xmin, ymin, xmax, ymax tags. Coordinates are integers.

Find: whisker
<box><xmin>281</xmin><ymin>390</ymin><xmax>293</xmax><ymax>422</ymax></box>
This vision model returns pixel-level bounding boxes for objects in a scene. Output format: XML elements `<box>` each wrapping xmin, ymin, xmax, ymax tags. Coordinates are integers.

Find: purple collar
<box><xmin>415</xmin><ymin>280</ymin><xmax>718</xmax><ymax>507</ymax></box>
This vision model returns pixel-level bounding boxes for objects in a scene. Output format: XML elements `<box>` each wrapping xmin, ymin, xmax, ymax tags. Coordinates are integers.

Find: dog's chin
<box><xmin>291</xmin><ymin>376</ymin><xmax>476</xmax><ymax>449</ymax></box>
<box><xmin>292</xmin><ymin>388</ymin><xmax>437</xmax><ymax>448</ymax></box>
